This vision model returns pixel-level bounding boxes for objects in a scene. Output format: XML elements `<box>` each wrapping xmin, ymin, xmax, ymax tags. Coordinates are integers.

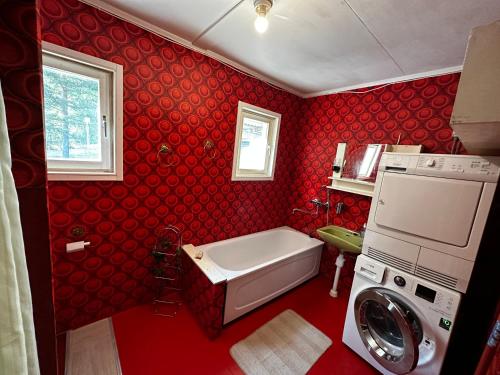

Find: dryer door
<box><xmin>373</xmin><ymin>173</ymin><xmax>482</xmax><ymax>247</ymax></box>
<box><xmin>355</xmin><ymin>288</ymin><xmax>423</xmax><ymax>375</ymax></box>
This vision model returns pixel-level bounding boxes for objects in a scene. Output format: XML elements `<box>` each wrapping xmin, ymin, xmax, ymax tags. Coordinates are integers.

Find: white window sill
<box><xmin>47</xmin><ymin>172</ymin><xmax>123</xmax><ymax>181</ymax></box>
<box><xmin>232</xmin><ymin>175</ymin><xmax>275</xmax><ymax>181</ymax></box>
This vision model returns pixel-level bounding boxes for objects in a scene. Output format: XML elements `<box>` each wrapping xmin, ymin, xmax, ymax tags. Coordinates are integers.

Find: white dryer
<box><xmin>364</xmin><ymin>153</ymin><xmax>500</xmax><ymax>293</ymax></box>
<box><xmin>343</xmin><ymin>255</ymin><xmax>461</xmax><ymax>375</ymax></box>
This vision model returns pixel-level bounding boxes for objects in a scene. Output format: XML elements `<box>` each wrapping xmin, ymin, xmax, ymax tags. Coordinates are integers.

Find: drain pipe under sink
<box><xmin>330</xmin><ymin>250</ymin><xmax>345</xmax><ymax>298</ymax></box>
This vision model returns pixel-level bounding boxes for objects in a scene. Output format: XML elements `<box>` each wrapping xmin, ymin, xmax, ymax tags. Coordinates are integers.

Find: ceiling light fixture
<box><xmin>254</xmin><ymin>0</ymin><xmax>273</xmax><ymax>33</ymax></box>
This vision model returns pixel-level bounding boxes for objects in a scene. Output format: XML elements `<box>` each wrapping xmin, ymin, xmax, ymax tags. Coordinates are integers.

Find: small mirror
<box><xmin>330</xmin><ymin>143</ymin><xmax>421</xmax><ymax>197</ymax></box>
<box><xmin>342</xmin><ymin>144</ymin><xmax>387</xmax><ymax>182</ymax></box>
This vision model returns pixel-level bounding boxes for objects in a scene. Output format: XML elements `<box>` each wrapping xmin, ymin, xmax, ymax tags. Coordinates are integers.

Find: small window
<box><xmin>232</xmin><ymin>101</ymin><xmax>281</xmax><ymax>181</ymax></box>
<box><xmin>41</xmin><ymin>42</ymin><xmax>123</xmax><ymax>181</ymax></box>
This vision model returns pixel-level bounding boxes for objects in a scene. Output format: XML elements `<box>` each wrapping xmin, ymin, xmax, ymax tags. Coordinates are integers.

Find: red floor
<box><xmin>112</xmin><ymin>276</ymin><xmax>379</xmax><ymax>374</ymax></box>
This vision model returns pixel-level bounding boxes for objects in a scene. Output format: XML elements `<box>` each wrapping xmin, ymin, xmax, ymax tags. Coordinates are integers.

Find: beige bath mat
<box><xmin>230</xmin><ymin>310</ymin><xmax>332</xmax><ymax>375</ymax></box>
<box><xmin>66</xmin><ymin>318</ymin><xmax>121</xmax><ymax>375</ymax></box>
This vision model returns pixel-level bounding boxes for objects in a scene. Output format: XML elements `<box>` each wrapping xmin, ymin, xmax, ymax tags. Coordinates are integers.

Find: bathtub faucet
<box><xmin>292</xmin><ymin>206</ymin><xmax>319</xmax><ymax>216</ymax></box>
<box><xmin>292</xmin><ymin>197</ymin><xmax>329</xmax><ymax>216</ymax></box>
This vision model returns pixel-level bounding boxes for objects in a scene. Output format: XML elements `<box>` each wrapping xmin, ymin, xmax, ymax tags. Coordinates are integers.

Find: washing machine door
<box><xmin>354</xmin><ymin>288</ymin><xmax>423</xmax><ymax>375</ymax></box>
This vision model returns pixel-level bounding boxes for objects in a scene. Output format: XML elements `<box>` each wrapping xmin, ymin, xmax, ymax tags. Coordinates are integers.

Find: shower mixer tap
<box><xmin>291</xmin><ymin>186</ymin><xmax>331</xmax><ymax>226</ymax></box>
<box><xmin>310</xmin><ymin>198</ymin><xmax>330</xmax><ymax>209</ymax></box>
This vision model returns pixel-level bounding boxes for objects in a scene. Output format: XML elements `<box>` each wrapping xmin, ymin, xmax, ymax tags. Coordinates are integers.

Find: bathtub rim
<box><xmin>203</xmin><ymin>226</ymin><xmax>323</xmax><ymax>282</ymax></box>
<box><xmin>182</xmin><ymin>226</ymin><xmax>324</xmax><ymax>285</ymax></box>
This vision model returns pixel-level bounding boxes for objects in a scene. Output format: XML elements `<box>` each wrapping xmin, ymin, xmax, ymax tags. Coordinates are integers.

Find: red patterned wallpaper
<box><xmin>1</xmin><ymin>0</ymin><xmax>57</xmax><ymax>373</ymax></box>
<box><xmin>288</xmin><ymin>74</ymin><xmax>462</xmax><ymax>290</ymax></box>
<box><xmin>39</xmin><ymin>0</ymin><xmax>303</xmax><ymax>332</ymax></box>
<box><xmin>1</xmin><ymin>0</ymin><xmax>47</xmax><ymax>188</ymax></box>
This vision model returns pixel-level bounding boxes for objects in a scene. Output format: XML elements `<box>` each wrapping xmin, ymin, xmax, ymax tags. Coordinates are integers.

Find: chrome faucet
<box><xmin>360</xmin><ymin>223</ymin><xmax>367</xmax><ymax>237</ymax></box>
<box><xmin>292</xmin><ymin>206</ymin><xmax>319</xmax><ymax>216</ymax></box>
<box><xmin>310</xmin><ymin>198</ymin><xmax>330</xmax><ymax>209</ymax></box>
<box><xmin>292</xmin><ymin>198</ymin><xmax>328</xmax><ymax>216</ymax></box>
<box><xmin>335</xmin><ymin>202</ymin><xmax>344</xmax><ymax>215</ymax></box>
<box><xmin>292</xmin><ymin>186</ymin><xmax>331</xmax><ymax>226</ymax></box>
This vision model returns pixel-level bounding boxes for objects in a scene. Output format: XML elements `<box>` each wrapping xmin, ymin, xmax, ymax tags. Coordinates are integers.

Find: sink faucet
<box><xmin>360</xmin><ymin>223</ymin><xmax>367</xmax><ymax>238</ymax></box>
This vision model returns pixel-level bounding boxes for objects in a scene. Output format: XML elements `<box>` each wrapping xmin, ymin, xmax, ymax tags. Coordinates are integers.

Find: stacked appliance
<box><xmin>342</xmin><ymin>153</ymin><xmax>500</xmax><ymax>374</ymax></box>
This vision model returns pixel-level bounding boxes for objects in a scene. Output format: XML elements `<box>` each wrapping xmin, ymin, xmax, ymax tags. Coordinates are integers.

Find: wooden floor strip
<box><xmin>66</xmin><ymin>318</ymin><xmax>121</xmax><ymax>375</ymax></box>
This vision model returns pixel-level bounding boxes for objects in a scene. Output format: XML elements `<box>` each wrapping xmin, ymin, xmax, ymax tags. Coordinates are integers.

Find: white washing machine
<box><xmin>343</xmin><ymin>255</ymin><xmax>461</xmax><ymax>375</ymax></box>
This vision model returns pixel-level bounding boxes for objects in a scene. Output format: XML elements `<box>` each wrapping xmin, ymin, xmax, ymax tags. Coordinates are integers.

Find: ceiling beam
<box><xmin>191</xmin><ymin>0</ymin><xmax>245</xmax><ymax>45</ymax></box>
<box><xmin>344</xmin><ymin>0</ymin><xmax>405</xmax><ymax>75</ymax></box>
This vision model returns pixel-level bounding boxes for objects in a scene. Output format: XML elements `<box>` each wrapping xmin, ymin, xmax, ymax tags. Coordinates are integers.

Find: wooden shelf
<box><xmin>327</xmin><ymin>177</ymin><xmax>375</xmax><ymax>197</ymax></box>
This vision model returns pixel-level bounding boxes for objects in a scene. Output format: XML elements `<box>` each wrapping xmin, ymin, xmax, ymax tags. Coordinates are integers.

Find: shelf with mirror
<box><xmin>327</xmin><ymin>143</ymin><xmax>422</xmax><ymax>197</ymax></box>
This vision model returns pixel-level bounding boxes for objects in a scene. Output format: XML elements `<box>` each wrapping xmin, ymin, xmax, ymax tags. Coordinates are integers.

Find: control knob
<box><xmin>394</xmin><ymin>276</ymin><xmax>406</xmax><ymax>287</ymax></box>
<box><xmin>426</xmin><ymin>159</ymin><xmax>436</xmax><ymax>167</ymax></box>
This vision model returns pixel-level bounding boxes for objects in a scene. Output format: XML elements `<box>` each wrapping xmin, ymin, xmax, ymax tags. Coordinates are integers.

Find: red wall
<box><xmin>40</xmin><ymin>0</ymin><xmax>463</xmax><ymax>332</ymax></box>
<box><xmin>40</xmin><ymin>0</ymin><xmax>303</xmax><ymax>332</ymax></box>
<box><xmin>288</xmin><ymin>74</ymin><xmax>461</xmax><ymax>289</ymax></box>
<box><xmin>0</xmin><ymin>0</ymin><xmax>57</xmax><ymax>373</ymax></box>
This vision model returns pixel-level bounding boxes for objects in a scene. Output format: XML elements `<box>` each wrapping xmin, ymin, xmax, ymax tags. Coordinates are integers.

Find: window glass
<box><xmin>43</xmin><ymin>66</ymin><xmax>102</xmax><ymax>162</ymax></box>
<box><xmin>239</xmin><ymin>116</ymin><xmax>269</xmax><ymax>171</ymax></box>
<box><xmin>41</xmin><ymin>41</ymin><xmax>123</xmax><ymax>181</ymax></box>
<box><xmin>365</xmin><ymin>300</ymin><xmax>404</xmax><ymax>356</ymax></box>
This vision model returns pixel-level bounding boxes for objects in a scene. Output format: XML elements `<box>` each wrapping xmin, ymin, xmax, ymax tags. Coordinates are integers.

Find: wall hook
<box><xmin>203</xmin><ymin>140</ymin><xmax>218</xmax><ymax>160</ymax></box>
<box><xmin>157</xmin><ymin>144</ymin><xmax>176</xmax><ymax>167</ymax></box>
<box><xmin>71</xmin><ymin>226</ymin><xmax>85</xmax><ymax>238</ymax></box>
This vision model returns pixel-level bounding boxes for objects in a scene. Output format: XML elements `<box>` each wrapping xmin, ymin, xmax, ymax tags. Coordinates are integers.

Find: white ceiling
<box><xmin>82</xmin><ymin>0</ymin><xmax>500</xmax><ymax>97</ymax></box>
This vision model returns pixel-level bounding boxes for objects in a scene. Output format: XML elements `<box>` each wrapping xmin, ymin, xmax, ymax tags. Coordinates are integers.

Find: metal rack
<box><xmin>151</xmin><ymin>225</ymin><xmax>183</xmax><ymax>317</ymax></box>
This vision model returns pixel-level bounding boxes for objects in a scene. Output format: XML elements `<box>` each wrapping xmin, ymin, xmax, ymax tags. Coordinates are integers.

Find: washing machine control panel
<box><xmin>411</xmin><ymin>282</ymin><xmax>460</xmax><ymax>317</ymax></box>
<box><xmin>432</xmin><ymin>290</ymin><xmax>460</xmax><ymax>316</ymax></box>
<box><xmin>385</xmin><ymin>268</ymin><xmax>461</xmax><ymax>319</ymax></box>
<box><xmin>415</xmin><ymin>283</ymin><xmax>436</xmax><ymax>303</ymax></box>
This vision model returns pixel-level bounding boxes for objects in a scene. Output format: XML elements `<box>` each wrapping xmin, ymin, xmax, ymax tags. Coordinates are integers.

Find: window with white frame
<box><xmin>41</xmin><ymin>42</ymin><xmax>123</xmax><ymax>181</ymax></box>
<box><xmin>232</xmin><ymin>101</ymin><xmax>281</xmax><ymax>181</ymax></box>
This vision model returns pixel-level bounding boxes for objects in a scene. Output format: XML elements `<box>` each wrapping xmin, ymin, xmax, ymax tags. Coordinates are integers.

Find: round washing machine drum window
<box><xmin>354</xmin><ymin>288</ymin><xmax>423</xmax><ymax>375</ymax></box>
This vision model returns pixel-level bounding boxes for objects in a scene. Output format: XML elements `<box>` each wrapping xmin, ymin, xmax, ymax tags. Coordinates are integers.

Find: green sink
<box><xmin>316</xmin><ymin>225</ymin><xmax>363</xmax><ymax>254</ymax></box>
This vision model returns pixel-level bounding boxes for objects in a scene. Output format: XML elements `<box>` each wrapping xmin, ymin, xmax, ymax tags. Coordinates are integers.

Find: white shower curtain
<box><xmin>0</xmin><ymin>82</ymin><xmax>40</xmax><ymax>374</ymax></box>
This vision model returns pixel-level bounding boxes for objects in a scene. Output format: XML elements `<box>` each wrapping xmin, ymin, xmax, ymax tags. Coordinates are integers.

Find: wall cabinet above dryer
<box><xmin>451</xmin><ymin>21</ymin><xmax>500</xmax><ymax>155</ymax></box>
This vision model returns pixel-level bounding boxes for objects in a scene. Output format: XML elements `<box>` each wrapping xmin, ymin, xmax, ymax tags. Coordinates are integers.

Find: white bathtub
<box><xmin>197</xmin><ymin>226</ymin><xmax>324</xmax><ymax>324</ymax></box>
